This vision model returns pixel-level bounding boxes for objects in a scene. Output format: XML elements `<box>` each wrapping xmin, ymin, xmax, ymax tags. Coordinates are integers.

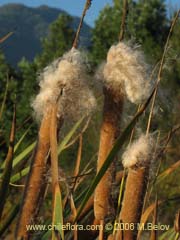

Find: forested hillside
<box><xmin>0</xmin><ymin>4</ymin><xmax>91</xmax><ymax>66</ymax></box>
<box><xmin>0</xmin><ymin>1</ymin><xmax>180</xmax><ymax>239</ymax></box>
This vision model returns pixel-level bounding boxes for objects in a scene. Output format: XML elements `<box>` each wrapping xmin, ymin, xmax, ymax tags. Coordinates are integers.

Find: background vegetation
<box><xmin>0</xmin><ymin>0</ymin><xmax>180</xmax><ymax>239</ymax></box>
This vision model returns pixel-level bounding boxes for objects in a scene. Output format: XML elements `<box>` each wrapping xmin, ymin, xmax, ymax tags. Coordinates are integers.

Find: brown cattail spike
<box><xmin>16</xmin><ymin>109</ymin><xmax>52</xmax><ymax>239</ymax></box>
<box><xmin>94</xmin><ymin>87</ymin><xmax>123</xmax><ymax>221</ymax></box>
<box><xmin>16</xmin><ymin>48</ymin><xmax>96</xmax><ymax>239</ymax></box>
<box><xmin>117</xmin><ymin>134</ymin><xmax>155</xmax><ymax>240</ymax></box>
<box><xmin>32</xmin><ymin>49</ymin><xmax>96</xmax><ymax>122</ymax></box>
<box><xmin>119</xmin><ymin>167</ymin><xmax>149</xmax><ymax>240</ymax></box>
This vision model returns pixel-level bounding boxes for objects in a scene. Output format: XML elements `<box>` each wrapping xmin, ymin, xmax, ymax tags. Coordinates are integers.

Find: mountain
<box><xmin>0</xmin><ymin>4</ymin><xmax>92</xmax><ymax>66</ymax></box>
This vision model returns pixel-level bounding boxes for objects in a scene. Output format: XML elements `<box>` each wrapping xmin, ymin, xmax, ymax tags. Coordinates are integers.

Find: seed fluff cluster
<box><xmin>122</xmin><ymin>134</ymin><xmax>155</xmax><ymax>168</ymax></box>
<box><xmin>97</xmin><ymin>42</ymin><xmax>152</xmax><ymax>103</ymax></box>
<box><xmin>32</xmin><ymin>48</ymin><xmax>96</xmax><ymax>121</ymax></box>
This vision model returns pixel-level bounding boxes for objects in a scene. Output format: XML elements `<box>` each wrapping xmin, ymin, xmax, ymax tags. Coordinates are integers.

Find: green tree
<box><xmin>36</xmin><ymin>14</ymin><xmax>75</xmax><ymax>69</ymax></box>
<box><xmin>0</xmin><ymin>51</ymin><xmax>16</xmax><ymax>105</ymax></box>
<box><xmin>91</xmin><ymin>0</ymin><xmax>168</xmax><ymax>65</ymax></box>
<box><xmin>17</xmin><ymin>58</ymin><xmax>37</xmax><ymax>121</ymax></box>
<box><xmin>90</xmin><ymin>1</ymin><xmax>123</xmax><ymax>65</ymax></box>
<box><xmin>17</xmin><ymin>13</ymin><xmax>76</xmax><ymax>121</ymax></box>
<box><xmin>0</xmin><ymin>51</ymin><xmax>18</xmax><ymax>158</ymax></box>
<box><xmin>16</xmin><ymin>13</ymin><xmax>76</xmax><ymax>120</ymax></box>
<box><xmin>128</xmin><ymin>0</ymin><xmax>168</xmax><ymax>60</ymax></box>
<box><xmin>6</xmin><ymin>13</ymin><xmax>77</xmax><ymax>152</ymax></box>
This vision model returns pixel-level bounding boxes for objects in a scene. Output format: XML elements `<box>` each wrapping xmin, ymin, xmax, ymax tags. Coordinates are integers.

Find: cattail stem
<box><xmin>72</xmin><ymin>0</ymin><xmax>92</xmax><ymax>48</ymax></box>
<box><xmin>67</xmin><ymin>170</ymin><xmax>125</xmax><ymax>225</ymax></box>
<box><xmin>72</xmin><ymin>135</ymin><xmax>83</xmax><ymax>191</ymax></box>
<box><xmin>99</xmin><ymin>219</ymin><xmax>104</xmax><ymax>240</ymax></box>
<box><xmin>16</xmin><ymin>109</ymin><xmax>52</xmax><ymax>239</ymax></box>
<box><xmin>0</xmin><ymin>104</ymin><xmax>16</xmax><ymax>220</ymax></box>
<box><xmin>50</xmin><ymin>103</ymin><xmax>64</xmax><ymax>240</ymax></box>
<box><xmin>150</xmin><ymin>195</ymin><xmax>158</xmax><ymax>240</ymax></box>
<box><xmin>117</xmin><ymin>166</ymin><xmax>150</xmax><ymax>240</ymax></box>
<box><xmin>94</xmin><ymin>87</ymin><xmax>123</xmax><ymax>222</ymax></box>
<box><xmin>50</xmin><ymin>104</ymin><xmax>60</xmax><ymax>188</ymax></box>
<box><xmin>119</xmin><ymin>0</ymin><xmax>128</xmax><ymax>42</ymax></box>
<box><xmin>107</xmin><ymin>234</ymin><xmax>115</xmax><ymax>240</ymax></box>
<box><xmin>146</xmin><ymin>10</ymin><xmax>180</xmax><ymax>135</ymax></box>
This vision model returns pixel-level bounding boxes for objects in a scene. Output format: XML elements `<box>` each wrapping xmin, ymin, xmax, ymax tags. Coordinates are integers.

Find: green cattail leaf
<box><xmin>12</xmin><ymin>141</ymin><xmax>36</xmax><ymax>168</ymax></box>
<box><xmin>41</xmin><ymin>230</ymin><xmax>51</xmax><ymax>240</ymax></box>
<box><xmin>169</xmin><ymin>231</ymin><xmax>177</xmax><ymax>240</ymax></box>
<box><xmin>113</xmin><ymin>171</ymin><xmax>126</xmax><ymax>234</ymax></box>
<box><xmin>14</xmin><ymin>125</ymin><xmax>32</xmax><ymax>153</ymax></box>
<box><xmin>40</xmin><ymin>188</ymin><xmax>89</xmax><ymax>240</ymax></box>
<box><xmin>1</xmin><ymin>141</ymin><xmax>36</xmax><ymax>170</ymax></box>
<box><xmin>138</xmin><ymin>200</ymin><xmax>163</xmax><ymax>239</ymax></box>
<box><xmin>0</xmin><ymin>116</ymin><xmax>84</xmax><ymax>170</ymax></box>
<box><xmin>1</xmin><ymin>117</ymin><xmax>84</xmax><ymax>180</ymax></box>
<box><xmin>50</xmin><ymin>103</ymin><xmax>64</xmax><ymax>240</ymax></box>
<box><xmin>10</xmin><ymin>166</ymin><xmax>30</xmax><ymax>183</ymax></box>
<box><xmin>52</xmin><ymin>184</ymin><xmax>64</xmax><ymax>240</ymax></box>
<box><xmin>58</xmin><ymin>116</ymin><xmax>85</xmax><ymax>154</ymax></box>
<box><xmin>75</xmin><ymin>88</ymin><xmax>155</xmax><ymax>221</ymax></box>
<box><xmin>156</xmin><ymin>160</ymin><xmax>180</xmax><ymax>184</ymax></box>
<box><xmin>74</xmin><ymin>91</ymin><xmax>154</xmax><ymax>222</ymax></box>
<box><xmin>117</xmin><ymin>170</ymin><xmax>125</xmax><ymax>210</ymax></box>
<box><xmin>175</xmin><ymin>233</ymin><xmax>180</xmax><ymax>240</ymax></box>
<box><xmin>0</xmin><ymin>204</ymin><xmax>20</xmax><ymax>237</ymax></box>
<box><xmin>158</xmin><ymin>228</ymin><xmax>175</xmax><ymax>240</ymax></box>
<box><xmin>150</xmin><ymin>196</ymin><xmax>158</xmax><ymax>240</ymax></box>
<box><xmin>0</xmin><ymin>106</ymin><xmax>16</xmax><ymax>218</ymax></box>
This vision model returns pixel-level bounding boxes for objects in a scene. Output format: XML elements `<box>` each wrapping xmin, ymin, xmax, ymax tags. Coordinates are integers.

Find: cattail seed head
<box><xmin>122</xmin><ymin>134</ymin><xmax>155</xmax><ymax>169</ymax></box>
<box><xmin>32</xmin><ymin>48</ymin><xmax>96</xmax><ymax>121</ymax></box>
<box><xmin>99</xmin><ymin>42</ymin><xmax>152</xmax><ymax>103</ymax></box>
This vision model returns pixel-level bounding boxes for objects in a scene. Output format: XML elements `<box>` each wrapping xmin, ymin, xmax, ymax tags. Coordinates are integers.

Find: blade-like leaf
<box><xmin>150</xmin><ymin>196</ymin><xmax>158</xmax><ymax>240</ymax></box>
<box><xmin>156</xmin><ymin>160</ymin><xmax>180</xmax><ymax>184</ymax></box>
<box><xmin>10</xmin><ymin>166</ymin><xmax>30</xmax><ymax>183</ymax></box>
<box><xmin>175</xmin><ymin>233</ymin><xmax>180</xmax><ymax>240</ymax></box>
<box><xmin>50</xmin><ymin>104</ymin><xmax>64</xmax><ymax>240</ymax></box>
<box><xmin>158</xmin><ymin>228</ymin><xmax>175</xmax><ymax>240</ymax></box>
<box><xmin>52</xmin><ymin>184</ymin><xmax>64</xmax><ymax>240</ymax></box>
<box><xmin>41</xmin><ymin>230</ymin><xmax>51</xmax><ymax>240</ymax></box>
<box><xmin>12</xmin><ymin>141</ymin><xmax>36</xmax><ymax>168</ymax></box>
<box><xmin>0</xmin><ymin>204</ymin><xmax>20</xmax><ymax>237</ymax></box>
<box><xmin>70</xmin><ymin>194</ymin><xmax>77</xmax><ymax>239</ymax></box>
<box><xmin>138</xmin><ymin>200</ymin><xmax>163</xmax><ymax>239</ymax></box>
<box><xmin>58</xmin><ymin>117</ymin><xmax>84</xmax><ymax>154</ymax></box>
<box><xmin>113</xmin><ymin>171</ymin><xmax>126</xmax><ymax>234</ymax></box>
<box><xmin>74</xmin><ymin>91</ymin><xmax>153</xmax><ymax>222</ymax></box>
<box><xmin>1</xmin><ymin>141</ymin><xmax>36</xmax><ymax>170</ymax></box>
<box><xmin>0</xmin><ymin>105</ymin><xmax>16</xmax><ymax>219</ymax></box>
<box><xmin>1</xmin><ymin>117</ymin><xmax>85</xmax><ymax>172</ymax></box>
<box><xmin>14</xmin><ymin>125</ymin><xmax>32</xmax><ymax>153</ymax></box>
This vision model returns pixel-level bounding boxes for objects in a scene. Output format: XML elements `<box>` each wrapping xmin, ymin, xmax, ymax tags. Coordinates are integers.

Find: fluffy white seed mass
<box><xmin>122</xmin><ymin>134</ymin><xmax>154</xmax><ymax>168</ymax></box>
<box><xmin>32</xmin><ymin>48</ymin><xmax>96</xmax><ymax>121</ymax></box>
<box><xmin>101</xmin><ymin>42</ymin><xmax>152</xmax><ymax>103</ymax></box>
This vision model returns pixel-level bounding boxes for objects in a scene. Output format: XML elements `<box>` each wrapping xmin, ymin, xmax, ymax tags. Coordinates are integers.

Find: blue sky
<box><xmin>0</xmin><ymin>0</ymin><xmax>179</xmax><ymax>26</ymax></box>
